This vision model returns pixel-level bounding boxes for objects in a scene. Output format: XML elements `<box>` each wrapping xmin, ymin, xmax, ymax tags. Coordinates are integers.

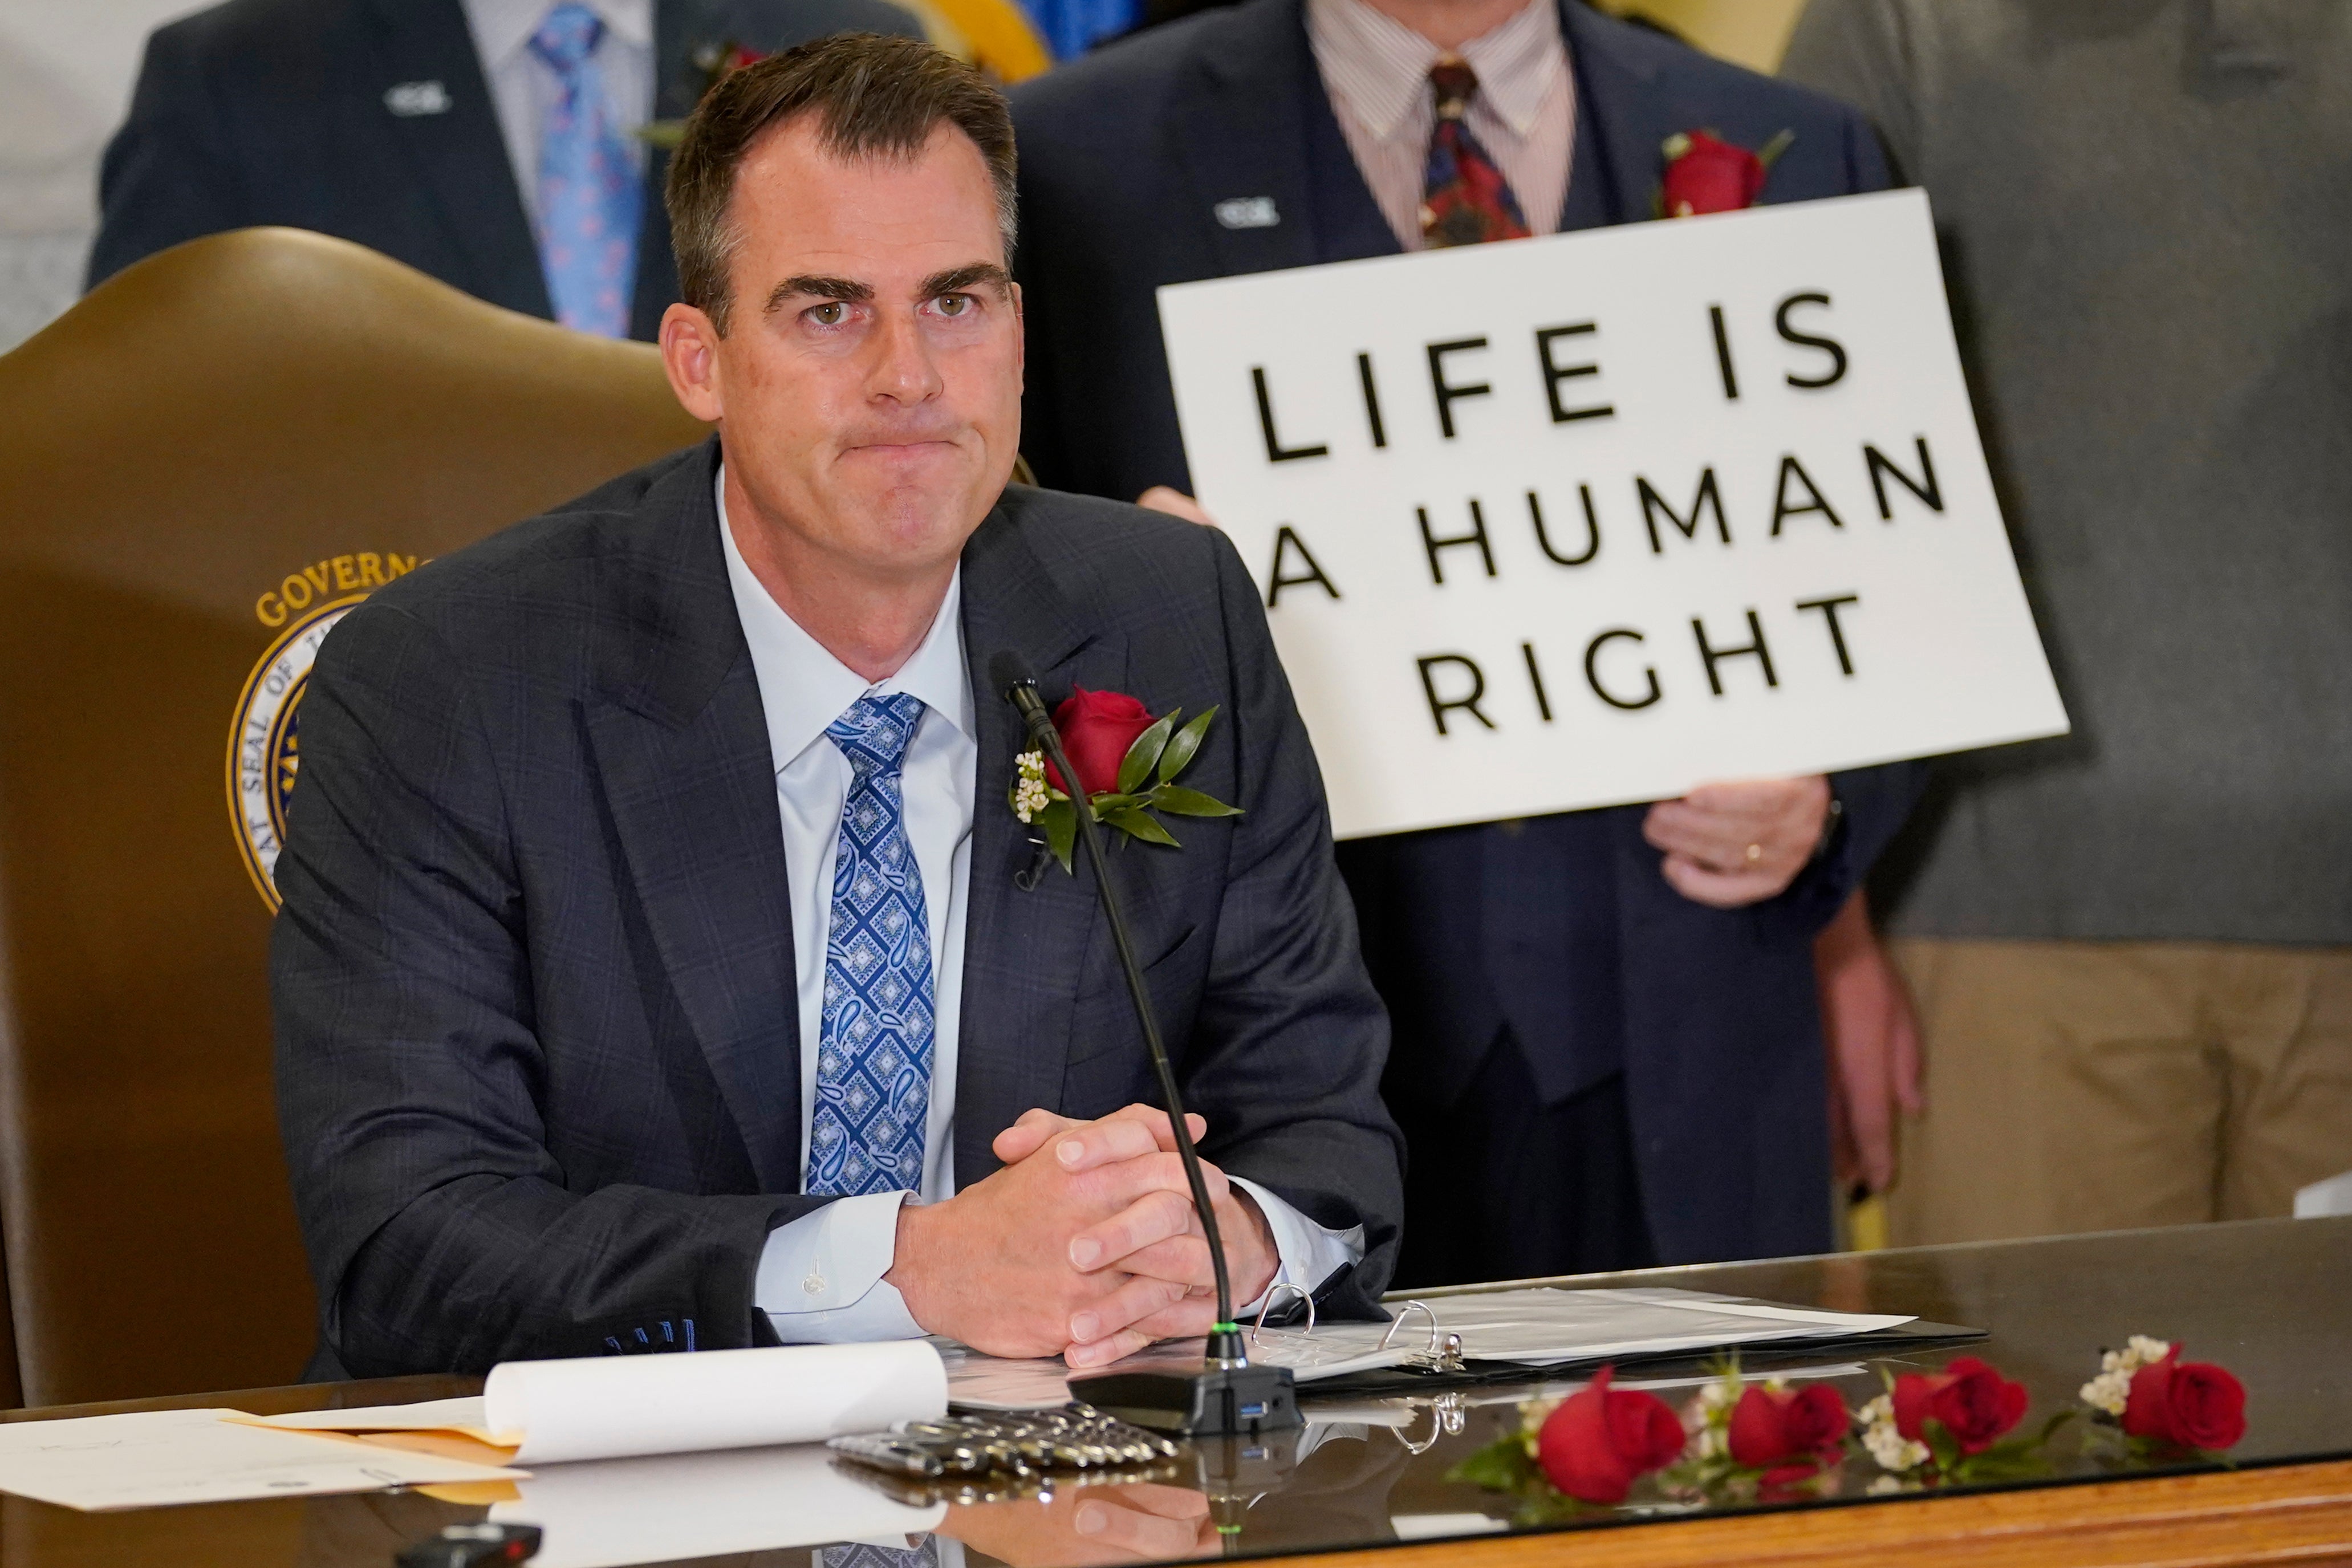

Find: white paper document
<box><xmin>1158</xmin><ymin>189</ymin><xmax>2069</xmax><ymax>839</ymax></box>
<box><xmin>250</xmin><ymin>1339</ymin><xmax>948</xmax><ymax>1465</ymax></box>
<box><xmin>0</xmin><ymin>1407</ymin><xmax>522</xmax><ymax>1512</ymax></box>
<box><xmin>945</xmin><ymin>1287</ymin><xmax>1912</xmax><ymax>1409</ymax></box>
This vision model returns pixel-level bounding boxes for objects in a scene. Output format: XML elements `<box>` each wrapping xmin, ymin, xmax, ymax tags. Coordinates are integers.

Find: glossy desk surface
<box><xmin>7</xmin><ymin>1217</ymin><xmax>2350</xmax><ymax>1568</ymax></box>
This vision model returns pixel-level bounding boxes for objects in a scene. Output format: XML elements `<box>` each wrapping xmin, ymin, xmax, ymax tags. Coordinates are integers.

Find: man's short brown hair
<box><xmin>665</xmin><ymin>33</ymin><xmax>1018</xmax><ymax>337</ymax></box>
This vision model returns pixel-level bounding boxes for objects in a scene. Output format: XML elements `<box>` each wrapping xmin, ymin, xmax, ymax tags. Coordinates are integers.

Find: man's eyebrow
<box><xmin>765</xmin><ymin>274</ymin><xmax>873</xmax><ymax>313</ymax></box>
<box><xmin>921</xmin><ymin>263</ymin><xmax>1013</xmax><ymax>298</ymax></box>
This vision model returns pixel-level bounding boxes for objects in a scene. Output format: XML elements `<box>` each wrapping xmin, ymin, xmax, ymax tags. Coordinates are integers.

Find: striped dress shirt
<box><xmin>1306</xmin><ymin>0</ymin><xmax>1578</xmax><ymax>249</ymax></box>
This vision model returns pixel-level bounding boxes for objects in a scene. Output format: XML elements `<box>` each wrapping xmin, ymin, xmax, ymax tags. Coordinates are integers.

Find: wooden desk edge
<box><xmin>1266</xmin><ymin>1459</ymin><xmax>2352</xmax><ymax>1568</ymax></box>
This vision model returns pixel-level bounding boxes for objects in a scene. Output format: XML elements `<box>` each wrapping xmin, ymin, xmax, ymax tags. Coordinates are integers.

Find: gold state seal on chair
<box><xmin>225</xmin><ymin>594</ymin><xmax>366</xmax><ymax>911</ymax></box>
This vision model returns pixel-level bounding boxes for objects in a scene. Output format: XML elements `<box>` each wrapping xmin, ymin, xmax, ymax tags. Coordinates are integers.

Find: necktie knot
<box><xmin>1429</xmin><ymin>58</ymin><xmax>1480</xmax><ymax>121</ymax></box>
<box><xmin>828</xmin><ymin>693</ymin><xmax>927</xmax><ymax>779</ymax></box>
<box><xmin>531</xmin><ymin>2</ymin><xmax>606</xmax><ymax>75</ymax></box>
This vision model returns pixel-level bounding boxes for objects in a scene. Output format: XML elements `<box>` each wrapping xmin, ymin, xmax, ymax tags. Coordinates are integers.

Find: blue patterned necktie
<box><xmin>821</xmin><ymin>1539</ymin><xmax>940</xmax><ymax>1568</ymax></box>
<box><xmin>529</xmin><ymin>3</ymin><xmax>641</xmax><ymax>338</ymax></box>
<box><xmin>809</xmin><ymin>694</ymin><xmax>936</xmax><ymax>1197</ymax></box>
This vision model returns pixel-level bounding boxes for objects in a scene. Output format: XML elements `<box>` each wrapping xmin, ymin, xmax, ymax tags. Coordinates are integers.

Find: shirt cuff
<box><xmin>755</xmin><ymin>1190</ymin><xmax>925</xmax><ymax>1343</ymax></box>
<box><xmin>1229</xmin><ymin>1176</ymin><xmax>1366</xmax><ymax>1320</ymax></box>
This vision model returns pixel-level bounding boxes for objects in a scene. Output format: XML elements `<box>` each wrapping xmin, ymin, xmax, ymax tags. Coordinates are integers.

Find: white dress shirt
<box><xmin>1307</xmin><ymin>0</ymin><xmax>1576</xmax><ymax>247</ymax></box>
<box><xmin>460</xmin><ymin>0</ymin><xmax>654</xmax><ymax>230</ymax></box>
<box><xmin>717</xmin><ymin>474</ymin><xmax>1362</xmax><ymax>1343</ymax></box>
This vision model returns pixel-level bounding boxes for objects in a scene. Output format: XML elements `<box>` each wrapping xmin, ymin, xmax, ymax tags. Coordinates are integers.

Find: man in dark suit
<box><xmin>88</xmin><ymin>0</ymin><xmax>925</xmax><ymax>340</ymax></box>
<box><xmin>1009</xmin><ymin>0</ymin><xmax>1923</xmax><ymax>1281</ymax></box>
<box><xmin>272</xmin><ymin>34</ymin><xmax>1400</xmax><ymax>1376</ymax></box>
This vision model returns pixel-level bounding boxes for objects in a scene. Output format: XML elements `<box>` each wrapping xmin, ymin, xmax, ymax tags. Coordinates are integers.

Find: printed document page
<box><xmin>0</xmin><ymin>1407</ymin><xmax>523</xmax><ymax>1512</ymax></box>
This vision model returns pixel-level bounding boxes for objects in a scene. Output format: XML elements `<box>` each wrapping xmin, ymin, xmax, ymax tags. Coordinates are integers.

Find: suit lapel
<box><xmin>1558</xmin><ymin>1</ymin><xmax>1680</xmax><ymax>231</ymax></box>
<box><xmin>951</xmin><ymin>496</ymin><xmax>1127</xmax><ymax>1187</ymax></box>
<box><xmin>360</xmin><ymin>0</ymin><xmax>553</xmax><ymax>319</ymax></box>
<box><xmin>584</xmin><ymin>444</ymin><xmax>801</xmax><ymax>1191</ymax></box>
<box><xmin>1169</xmin><ymin>0</ymin><xmax>1323</xmax><ymax>277</ymax></box>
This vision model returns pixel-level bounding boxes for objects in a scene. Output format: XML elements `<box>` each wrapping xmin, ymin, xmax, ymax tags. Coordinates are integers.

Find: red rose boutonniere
<box><xmin>1535</xmin><ymin>1366</ymin><xmax>1687</xmax><ymax>1504</ymax></box>
<box><xmin>1010</xmin><ymin>688</ymin><xmax>1240</xmax><ymax>873</ymax></box>
<box><xmin>1892</xmin><ymin>1356</ymin><xmax>2030</xmax><ymax>1457</ymax></box>
<box><xmin>2081</xmin><ymin>1336</ymin><xmax>2247</xmax><ymax>1457</ymax></box>
<box><xmin>1657</xmin><ymin>128</ymin><xmax>1796</xmax><ymax>218</ymax></box>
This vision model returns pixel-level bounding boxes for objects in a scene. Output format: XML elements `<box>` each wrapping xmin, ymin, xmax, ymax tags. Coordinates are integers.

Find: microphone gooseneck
<box><xmin>992</xmin><ymin>652</ymin><xmax>1244</xmax><ymax>1365</ymax></box>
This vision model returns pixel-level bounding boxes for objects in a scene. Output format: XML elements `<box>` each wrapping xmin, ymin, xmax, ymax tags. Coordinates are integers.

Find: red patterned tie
<box><xmin>1419</xmin><ymin>58</ymin><xmax>1532</xmax><ymax>247</ymax></box>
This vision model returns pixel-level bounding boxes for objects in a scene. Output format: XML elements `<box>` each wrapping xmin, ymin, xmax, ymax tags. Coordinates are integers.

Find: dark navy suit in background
<box><xmin>87</xmin><ymin>0</ymin><xmax>923</xmax><ymax>340</ymax></box>
<box><xmin>1012</xmin><ymin>0</ymin><xmax>1925</xmax><ymax>1277</ymax></box>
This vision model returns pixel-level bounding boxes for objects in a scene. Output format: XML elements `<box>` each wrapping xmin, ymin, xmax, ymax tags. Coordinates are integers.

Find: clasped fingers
<box><xmin>1069</xmin><ymin>1186</ymin><xmax>1199</xmax><ymax>1272</ymax></box>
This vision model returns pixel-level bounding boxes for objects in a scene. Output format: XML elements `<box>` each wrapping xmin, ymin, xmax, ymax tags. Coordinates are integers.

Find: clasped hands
<box><xmin>885</xmin><ymin>1103</ymin><xmax>1279</xmax><ymax>1368</ymax></box>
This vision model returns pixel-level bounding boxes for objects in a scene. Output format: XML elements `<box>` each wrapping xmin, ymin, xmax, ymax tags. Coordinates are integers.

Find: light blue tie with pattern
<box><xmin>809</xmin><ymin>694</ymin><xmax>936</xmax><ymax>1197</ymax></box>
<box><xmin>820</xmin><ymin>1538</ymin><xmax>940</xmax><ymax>1568</ymax></box>
<box><xmin>529</xmin><ymin>3</ymin><xmax>641</xmax><ymax>338</ymax></box>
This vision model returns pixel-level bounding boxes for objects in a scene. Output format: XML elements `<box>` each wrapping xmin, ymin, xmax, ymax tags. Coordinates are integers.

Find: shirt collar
<box><xmin>718</xmin><ymin>468</ymin><xmax>974</xmax><ymax>775</ymax></box>
<box><xmin>462</xmin><ymin>0</ymin><xmax>655</xmax><ymax>70</ymax></box>
<box><xmin>1307</xmin><ymin>0</ymin><xmax>1564</xmax><ymax>143</ymax></box>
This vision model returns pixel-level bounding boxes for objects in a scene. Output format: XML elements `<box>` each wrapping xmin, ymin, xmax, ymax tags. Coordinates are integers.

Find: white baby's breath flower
<box><xmin>1013</xmin><ymin>751</ymin><xmax>1051</xmax><ymax>823</ymax></box>
<box><xmin>1867</xmin><ymin>1474</ymin><xmax>1907</xmax><ymax>1496</ymax></box>
<box><xmin>2127</xmin><ymin>1335</ymin><xmax>2172</xmax><ymax>1366</ymax></box>
<box><xmin>2079</xmin><ymin>1369</ymin><xmax>2131</xmax><ymax>1417</ymax></box>
<box><xmin>1857</xmin><ymin>1394</ymin><xmax>1929</xmax><ymax>1472</ymax></box>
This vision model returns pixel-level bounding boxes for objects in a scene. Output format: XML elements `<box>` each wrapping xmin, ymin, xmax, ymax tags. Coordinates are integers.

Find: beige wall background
<box><xmin>1597</xmin><ymin>0</ymin><xmax>1809</xmax><ymax>71</ymax></box>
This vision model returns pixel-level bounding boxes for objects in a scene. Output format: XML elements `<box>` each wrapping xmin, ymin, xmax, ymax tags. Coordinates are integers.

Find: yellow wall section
<box><xmin>1594</xmin><ymin>0</ymin><xmax>1810</xmax><ymax>72</ymax></box>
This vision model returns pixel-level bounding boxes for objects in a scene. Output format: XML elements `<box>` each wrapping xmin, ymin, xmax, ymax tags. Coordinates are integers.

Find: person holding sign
<box><xmin>1008</xmin><ymin>0</ymin><xmax>1925</xmax><ymax>1280</ymax></box>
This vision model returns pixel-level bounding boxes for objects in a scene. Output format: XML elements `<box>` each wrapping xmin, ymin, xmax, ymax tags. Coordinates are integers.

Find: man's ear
<box><xmin>1012</xmin><ymin>278</ymin><xmax>1025</xmax><ymax>394</ymax></box>
<box><xmin>660</xmin><ymin>302</ymin><xmax>726</xmax><ymax>424</ymax></box>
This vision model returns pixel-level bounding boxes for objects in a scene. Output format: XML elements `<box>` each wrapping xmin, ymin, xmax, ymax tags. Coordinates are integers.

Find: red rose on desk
<box><xmin>1893</xmin><ymin>1356</ymin><xmax>2030</xmax><ymax>1455</ymax></box>
<box><xmin>1045</xmin><ymin>686</ymin><xmax>1157</xmax><ymax>796</ymax></box>
<box><xmin>1728</xmin><ymin>1383</ymin><xmax>1849</xmax><ymax>1469</ymax></box>
<box><xmin>1535</xmin><ymin>1366</ymin><xmax>1687</xmax><ymax>1504</ymax></box>
<box><xmin>2123</xmin><ymin>1347</ymin><xmax>2247</xmax><ymax>1452</ymax></box>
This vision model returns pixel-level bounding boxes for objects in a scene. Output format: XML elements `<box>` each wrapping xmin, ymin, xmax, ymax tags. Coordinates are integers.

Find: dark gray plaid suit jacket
<box><xmin>272</xmin><ymin>440</ymin><xmax>1403</xmax><ymax>1378</ymax></box>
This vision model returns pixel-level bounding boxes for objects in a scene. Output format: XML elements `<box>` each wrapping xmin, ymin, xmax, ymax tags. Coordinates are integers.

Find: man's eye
<box><xmin>809</xmin><ymin>302</ymin><xmax>847</xmax><ymax>326</ymax></box>
<box><xmin>936</xmin><ymin>294</ymin><xmax>972</xmax><ymax>317</ymax></box>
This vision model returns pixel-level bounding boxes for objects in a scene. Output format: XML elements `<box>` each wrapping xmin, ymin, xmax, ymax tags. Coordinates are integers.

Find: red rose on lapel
<box><xmin>1659</xmin><ymin>129</ymin><xmax>1774</xmax><ymax>217</ymax></box>
<box><xmin>1892</xmin><ymin>1356</ymin><xmax>2029</xmax><ymax>1455</ymax></box>
<box><xmin>1047</xmin><ymin>686</ymin><xmax>1155</xmax><ymax>795</ymax></box>
<box><xmin>2122</xmin><ymin>1348</ymin><xmax>2247</xmax><ymax>1452</ymax></box>
<box><xmin>1534</xmin><ymin>1366</ymin><xmax>1687</xmax><ymax>1504</ymax></box>
<box><xmin>1728</xmin><ymin>1383</ymin><xmax>1849</xmax><ymax>1469</ymax></box>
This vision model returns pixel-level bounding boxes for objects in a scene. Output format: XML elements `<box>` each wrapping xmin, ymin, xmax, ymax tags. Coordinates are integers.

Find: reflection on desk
<box><xmin>1</xmin><ymin>1217</ymin><xmax>2349</xmax><ymax>1568</ymax></box>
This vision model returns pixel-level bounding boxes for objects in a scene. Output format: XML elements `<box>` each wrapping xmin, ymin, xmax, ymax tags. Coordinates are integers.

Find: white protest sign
<box><xmin>1156</xmin><ymin>188</ymin><xmax>2066</xmax><ymax>840</ymax></box>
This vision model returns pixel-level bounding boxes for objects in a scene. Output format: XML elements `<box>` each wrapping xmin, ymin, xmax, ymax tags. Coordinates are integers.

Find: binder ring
<box><xmin>1249</xmin><ymin>1281</ymin><xmax>1317</xmax><ymax>1343</ymax></box>
<box><xmin>1378</xmin><ymin>1301</ymin><xmax>1466</xmax><ymax>1372</ymax></box>
<box><xmin>1395</xmin><ymin>1392</ymin><xmax>1470</xmax><ymax>1455</ymax></box>
<box><xmin>1379</xmin><ymin>1301</ymin><xmax>1437</xmax><ymax>1352</ymax></box>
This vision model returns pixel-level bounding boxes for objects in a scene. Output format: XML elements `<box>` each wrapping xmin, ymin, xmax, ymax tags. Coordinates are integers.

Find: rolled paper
<box><xmin>486</xmin><ymin>1340</ymin><xmax>948</xmax><ymax>1465</ymax></box>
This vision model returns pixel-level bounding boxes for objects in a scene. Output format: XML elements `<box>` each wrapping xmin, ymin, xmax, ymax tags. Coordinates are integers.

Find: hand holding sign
<box><xmin>1155</xmin><ymin>189</ymin><xmax>2065</xmax><ymax>840</ymax></box>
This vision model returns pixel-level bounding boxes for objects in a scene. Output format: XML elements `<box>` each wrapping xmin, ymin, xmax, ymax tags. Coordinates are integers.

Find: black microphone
<box><xmin>990</xmin><ymin>650</ymin><xmax>1299</xmax><ymax>1437</ymax></box>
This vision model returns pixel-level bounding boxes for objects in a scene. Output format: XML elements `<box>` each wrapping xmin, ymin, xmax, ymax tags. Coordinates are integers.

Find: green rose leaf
<box><xmin>1036</xmin><ymin>798</ymin><xmax>1077</xmax><ymax>873</ymax></box>
<box><xmin>1446</xmin><ymin>1433</ymin><xmax>1539</xmax><ymax>1492</ymax></box>
<box><xmin>1118</xmin><ymin>713</ymin><xmax>1177</xmax><ymax>795</ymax></box>
<box><xmin>1151</xmin><ymin>785</ymin><xmax>1242</xmax><ymax>818</ymax></box>
<box><xmin>1158</xmin><ymin>706</ymin><xmax>1218</xmax><ymax>785</ymax></box>
<box><xmin>1100</xmin><ymin>803</ymin><xmax>1180</xmax><ymax>847</ymax></box>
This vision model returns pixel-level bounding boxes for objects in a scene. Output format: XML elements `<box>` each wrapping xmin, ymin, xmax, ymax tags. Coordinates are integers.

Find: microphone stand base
<box><xmin>1067</xmin><ymin>1363</ymin><xmax>1302</xmax><ymax>1436</ymax></box>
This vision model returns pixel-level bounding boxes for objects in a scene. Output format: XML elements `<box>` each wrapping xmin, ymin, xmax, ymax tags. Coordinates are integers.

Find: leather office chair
<box><xmin>0</xmin><ymin>229</ymin><xmax>707</xmax><ymax>1406</ymax></box>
